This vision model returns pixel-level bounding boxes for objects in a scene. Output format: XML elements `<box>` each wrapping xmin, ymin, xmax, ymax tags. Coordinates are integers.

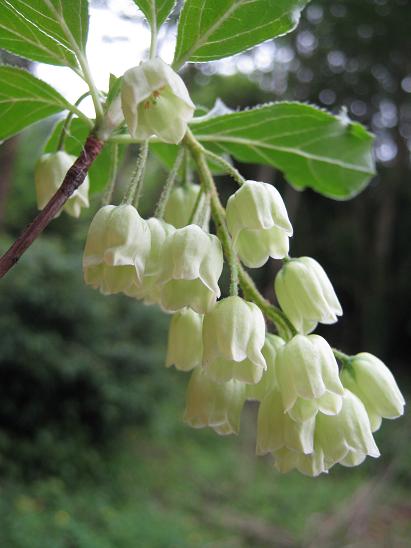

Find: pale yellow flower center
<box><xmin>144</xmin><ymin>86</ymin><xmax>166</xmax><ymax>109</ymax></box>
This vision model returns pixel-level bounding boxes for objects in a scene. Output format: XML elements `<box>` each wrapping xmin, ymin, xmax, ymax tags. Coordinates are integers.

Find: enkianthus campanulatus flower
<box><xmin>275</xmin><ymin>334</ymin><xmax>344</xmax><ymax>423</ymax></box>
<box><xmin>121</xmin><ymin>58</ymin><xmax>195</xmax><ymax>144</ymax></box>
<box><xmin>158</xmin><ymin>224</ymin><xmax>223</xmax><ymax>314</ymax></box>
<box><xmin>184</xmin><ymin>367</ymin><xmax>246</xmax><ymax>435</ymax></box>
<box><xmin>166</xmin><ymin>308</ymin><xmax>203</xmax><ymax>372</ymax></box>
<box><xmin>341</xmin><ymin>352</ymin><xmax>405</xmax><ymax>432</ymax></box>
<box><xmin>83</xmin><ymin>205</ymin><xmax>151</xmax><ymax>295</ymax></box>
<box><xmin>202</xmin><ymin>296</ymin><xmax>267</xmax><ymax>384</ymax></box>
<box><xmin>275</xmin><ymin>256</ymin><xmax>342</xmax><ymax>334</ymax></box>
<box><xmin>226</xmin><ymin>180</ymin><xmax>293</xmax><ymax>268</ymax></box>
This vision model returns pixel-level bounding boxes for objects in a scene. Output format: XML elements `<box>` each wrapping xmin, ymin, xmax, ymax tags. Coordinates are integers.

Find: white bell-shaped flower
<box><xmin>83</xmin><ymin>204</ymin><xmax>151</xmax><ymax>295</ymax></box>
<box><xmin>184</xmin><ymin>367</ymin><xmax>246</xmax><ymax>435</ymax></box>
<box><xmin>127</xmin><ymin>217</ymin><xmax>175</xmax><ymax>304</ymax></box>
<box><xmin>256</xmin><ymin>390</ymin><xmax>315</xmax><ymax>456</ymax></box>
<box><xmin>121</xmin><ymin>58</ymin><xmax>195</xmax><ymax>144</ymax></box>
<box><xmin>202</xmin><ymin>296</ymin><xmax>266</xmax><ymax>384</ymax></box>
<box><xmin>276</xmin><ymin>334</ymin><xmax>344</xmax><ymax>422</ymax></box>
<box><xmin>272</xmin><ymin>447</ymin><xmax>327</xmax><ymax>477</ymax></box>
<box><xmin>164</xmin><ymin>183</ymin><xmax>210</xmax><ymax>229</ymax></box>
<box><xmin>35</xmin><ymin>151</ymin><xmax>89</xmax><ymax>218</ymax></box>
<box><xmin>341</xmin><ymin>353</ymin><xmax>405</xmax><ymax>432</ymax></box>
<box><xmin>226</xmin><ymin>180</ymin><xmax>293</xmax><ymax>268</ymax></box>
<box><xmin>166</xmin><ymin>308</ymin><xmax>203</xmax><ymax>372</ymax></box>
<box><xmin>271</xmin><ymin>390</ymin><xmax>379</xmax><ymax>475</ymax></box>
<box><xmin>246</xmin><ymin>334</ymin><xmax>284</xmax><ymax>402</ymax></box>
<box><xmin>275</xmin><ymin>256</ymin><xmax>342</xmax><ymax>334</ymax></box>
<box><xmin>315</xmin><ymin>389</ymin><xmax>380</xmax><ymax>469</ymax></box>
<box><xmin>158</xmin><ymin>224</ymin><xmax>223</xmax><ymax>314</ymax></box>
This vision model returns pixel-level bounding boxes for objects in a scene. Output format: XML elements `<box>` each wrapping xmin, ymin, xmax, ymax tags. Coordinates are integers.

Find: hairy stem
<box><xmin>182</xmin><ymin>148</ymin><xmax>193</xmax><ymax>187</ymax></box>
<box><xmin>102</xmin><ymin>144</ymin><xmax>119</xmax><ymax>205</ymax></box>
<box><xmin>122</xmin><ymin>141</ymin><xmax>149</xmax><ymax>206</ymax></box>
<box><xmin>187</xmin><ymin>186</ymin><xmax>205</xmax><ymax>225</ymax></box>
<box><xmin>155</xmin><ymin>149</ymin><xmax>184</xmax><ymax>218</ymax></box>
<box><xmin>184</xmin><ymin>130</ymin><xmax>239</xmax><ymax>296</ymax></box>
<box><xmin>0</xmin><ymin>134</ymin><xmax>104</xmax><ymax>279</ymax></box>
<box><xmin>184</xmin><ymin>129</ymin><xmax>297</xmax><ymax>337</ymax></box>
<box><xmin>203</xmin><ymin>148</ymin><xmax>246</xmax><ymax>186</ymax></box>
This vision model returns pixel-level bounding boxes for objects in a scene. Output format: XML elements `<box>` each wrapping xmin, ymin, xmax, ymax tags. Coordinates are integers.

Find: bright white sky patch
<box><xmin>32</xmin><ymin>1</ymin><xmax>279</xmax><ymax>117</ymax></box>
<box><xmin>34</xmin><ymin>1</ymin><xmax>156</xmax><ymax>116</ymax></box>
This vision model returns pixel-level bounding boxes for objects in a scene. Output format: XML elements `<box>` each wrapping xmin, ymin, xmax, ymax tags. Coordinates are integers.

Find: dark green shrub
<box><xmin>0</xmin><ymin>236</ymin><xmax>171</xmax><ymax>480</ymax></box>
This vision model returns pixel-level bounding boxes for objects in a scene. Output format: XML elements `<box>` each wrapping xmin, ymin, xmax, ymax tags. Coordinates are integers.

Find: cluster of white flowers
<box><xmin>83</xmin><ymin>204</ymin><xmax>222</xmax><ymax>311</ymax></box>
<box><xmin>169</xmin><ymin>313</ymin><xmax>404</xmax><ymax>476</ymax></box>
<box><xmin>34</xmin><ymin>57</ymin><xmax>405</xmax><ymax>477</ymax></box>
<box><xmin>80</xmin><ymin>174</ymin><xmax>405</xmax><ymax>477</ymax></box>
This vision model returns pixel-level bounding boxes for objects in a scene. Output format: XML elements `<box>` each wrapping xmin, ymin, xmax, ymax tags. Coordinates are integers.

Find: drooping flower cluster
<box><xmin>81</xmin><ymin>179</ymin><xmax>404</xmax><ymax>477</ymax></box>
<box><xmin>77</xmin><ymin>58</ymin><xmax>404</xmax><ymax>477</ymax></box>
<box><xmin>252</xmin><ymin>336</ymin><xmax>384</xmax><ymax>475</ymax></box>
<box><xmin>83</xmin><ymin>211</ymin><xmax>223</xmax><ymax>310</ymax></box>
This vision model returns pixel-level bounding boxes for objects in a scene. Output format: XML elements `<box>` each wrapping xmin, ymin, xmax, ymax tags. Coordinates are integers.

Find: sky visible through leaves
<box><xmin>34</xmin><ymin>0</ymin><xmax>294</xmax><ymax>117</ymax></box>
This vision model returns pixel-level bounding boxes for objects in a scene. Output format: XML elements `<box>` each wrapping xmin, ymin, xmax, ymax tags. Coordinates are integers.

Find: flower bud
<box><xmin>83</xmin><ymin>204</ymin><xmax>151</xmax><ymax>295</ymax></box>
<box><xmin>184</xmin><ymin>367</ymin><xmax>246</xmax><ymax>435</ymax></box>
<box><xmin>121</xmin><ymin>58</ymin><xmax>195</xmax><ymax>144</ymax></box>
<box><xmin>315</xmin><ymin>389</ymin><xmax>380</xmax><ymax>468</ymax></box>
<box><xmin>247</xmin><ymin>334</ymin><xmax>284</xmax><ymax>401</ymax></box>
<box><xmin>35</xmin><ymin>151</ymin><xmax>89</xmax><ymax>218</ymax></box>
<box><xmin>202</xmin><ymin>296</ymin><xmax>266</xmax><ymax>384</ymax></box>
<box><xmin>226</xmin><ymin>180</ymin><xmax>293</xmax><ymax>268</ymax></box>
<box><xmin>158</xmin><ymin>224</ymin><xmax>223</xmax><ymax>314</ymax></box>
<box><xmin>166</xmin><ymin>308</ymin><xmax>203</xmax><ymax>372</ymax></box>
<box><xmin>276</xmin><ymin>334</ymin><xmax>344</xmax><ymax>422</ymax></box>
<box><xmin>341</xmin><ymin>353</ymin><xmax>405</xmax><ymax>432</ymax></box>
<box><xmin>164</xmin><ymin>183</ymin><xmax>210</xmax><ymax>229</ymax></box>
<box><xmin>275</xmin><ymin>257</ymin><xmax>342</xmax><ymax>334</ymax></box>
<box><xmin>127</xmin><ymin>217</ymin><xmax>175</xmax><ymax>303</ymax></box>
<box><xmin>256</xmin><ymin>390</ymin><xmax>315</xmax><ymax>456</ymax></box>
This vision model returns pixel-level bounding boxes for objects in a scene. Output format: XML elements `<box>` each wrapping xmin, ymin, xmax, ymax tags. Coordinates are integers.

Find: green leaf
<box><xmin>44</xmin><ymin>118</ymin><xmax>125</xmax><ymax>195</ymax></box>
<box><xmin>152</xmin><ymin>98</ymin><xmax>235</xmax><ymax>174</ymax></box>
<box><xmin>151</xmin><ymin>104</ymin><xmax>230</xmax><ymax>171</ymax></box>
<box><xmin>0</xmin><ymin>66</ymin><xmax>73</xmax><ymax>142</ymax></box>
<box><xmin>173</xmin><ymin>0</ymin><xmax>309</xmax><ymax>67</ymax></box>
<box><xmin>150</xmin><ymin>142</ymin><xmax>180</xmax><ymax>170</ymax></box>
<box><xmin>191</xmin><ymin>102</ymin><xmax>376</xmax><ymax>199</ymax></box>
<box><xmin>0</xmin><ymin>0</ymin><xmax>89</xmax><ymax>68</ymax></box>
<box><xmin>133</xmin><ymin>0</ymin><xmax>176</xmax><ymax>27</ymax></box>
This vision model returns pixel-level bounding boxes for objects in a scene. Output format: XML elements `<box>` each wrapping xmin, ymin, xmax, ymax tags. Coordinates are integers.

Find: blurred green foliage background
<box><xmin>0</xmin><ymin>0</ymin><xmax>410</xmax><ymax>546</ymax></box>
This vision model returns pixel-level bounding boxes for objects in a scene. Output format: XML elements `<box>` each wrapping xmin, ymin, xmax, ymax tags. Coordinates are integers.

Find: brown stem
<box><xmin>0</xmin><ymin>134</ymin><xmax>104</xmax><ymax>279</ymax></box>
